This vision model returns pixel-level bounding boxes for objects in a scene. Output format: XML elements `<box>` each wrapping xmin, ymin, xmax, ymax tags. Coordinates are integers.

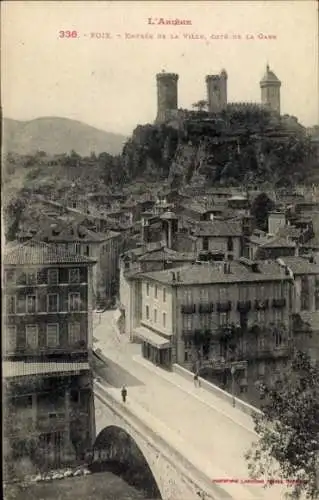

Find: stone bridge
<box><xmin>93</xmin><ymin>381</ymin><xmax>233</xmax><ymax>500</ymax></box>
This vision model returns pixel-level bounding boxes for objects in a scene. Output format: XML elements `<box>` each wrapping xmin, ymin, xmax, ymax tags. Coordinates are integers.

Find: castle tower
<box><xmin>206</xmin><ymin>70</ymin><xmax>228</xmax><ymax>113</ymax></box>
<box><xmin>156</xmin><ymin>71</ymin><xmax>179</xmax><ymax>124</ymax></box>
<box><xmin>260</xmin><ymin>64</ymin><xmax>281</xmax><ymax>114</ymax></box>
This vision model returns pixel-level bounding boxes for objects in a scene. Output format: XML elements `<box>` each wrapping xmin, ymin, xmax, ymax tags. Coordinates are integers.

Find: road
<box><xmin>92</xmin><ymin>311</ymin><xmax>293</xmax><ymax>500</ymax></box>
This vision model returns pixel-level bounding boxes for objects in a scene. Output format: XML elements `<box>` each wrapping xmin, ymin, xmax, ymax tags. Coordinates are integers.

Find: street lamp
<box><xmin>231</xmin><ymin>364</ymin><xmax>236</xmax><ymax>407</ymax></box>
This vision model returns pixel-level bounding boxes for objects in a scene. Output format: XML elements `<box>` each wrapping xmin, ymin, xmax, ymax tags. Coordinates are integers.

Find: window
<box><xmin>315</xmin><ymin>277</ymin><xmax>319</xmax><ymax>311</ymax></box>
<box><xmin>37</xmin><ymin>270</ymin><xmax>46</xmax><ymax>284</ymax></box>
<box><xmin>154</xmin><ymin>286</ymin><xmax>158</xmax><ymax>299</ymax></box>
<box><xmin>17</xmin><ymin>296</ymin><xmax>26</xmax><ymax>314</ymax></box>
<box><xmin>47</xmin><ymin>294</ymin><xmax>59</xmax><ymax>313</ymax></box>
<box><xmin>146</xmin><ymin>283</ymin><xmax>150</xmax><ymax>296</ymax></box>
<box><xmin>70</xmin><ymin>390</ymin><xmax>79</xmax><ymax>403</ymax></box>
<box><xmin>163</xmin><ymin>312</ymin><xmax>166</xmax><ymax>328</ymax></box>
<box><xmin>163</xmin><ymin>288</ymin><xmax>166</xmax><ymax>302</ymax></box>
<box><xmin>227</xmin><ymin>237</ymin><xmax>234</xmax><ymax>252</ymax></box>
<box><xmin>26</xmin><ymin>325</ymin><xmax>38</xmax><ymax>348</ymax></box>
<box><xmin>47</xmin><ymin>324</ymin><xmax>59</xmax><ymax>347</ymax></box>
<box><xmin>258</xmin><ymin>361</ymin><xmax>265</xmax><ymax>376</ymax></box>
<box><xmin>6</xmin><ymin>326</ymin><xmax>16</xmax><ymax>351</ymax></box>
<box><xmin>6</xmin><ymin>295</ymin><xmax>16</xmax><ymax>314</ymax></box>
<box><xmin>17</xmin><ymin>272</ymin><xmax>27</xmax><ymax>285</ymax></box>
<box><xmin>69</xmin><ymin>268</ymin><xmax>80</xmax><ymax>284</ymax></box>
<box><xmin>258</xmin><ymin>336</ymin><xmax>265</xmax><ymax>350</ymax></box>
<box><xmin>5</xmin><ymin>270</ymin><xmax>16</xmax><ymax>285</ymax></box>
<box><xmin>203</xmin><ymin>236</ymin><xmax>209</xmax><ymax>251</ymax></box>
<box><xmin>69</xmin><ymin>293</ymin><xmax>81</xmax><ymax>312</ymax></box>
<box><xmin>274</xmin><ymin>308</ymin><xmax>282</xmax><ymax>324</ymax></box>
<box><xmin>218</xmin><ymin>312</ymin><xmax>230</xmax><ymax>326</ymax></box>
<box><xmin>219</xmin><ymin>288</ymin><xmax>227</xmax><ymax>301</ymax></box>
<box><xmin>26</xmin><ymin>295</ymin><xmax>36</xmax><ymax>314</ymax></box>
<box><xmin>48</xmin><ymin>269</ymin><xmax>58</xmax><ymax>285</ymax></box>
<box><xmin>273</xmin><ymin>283</ymin><xmax>281</xmax><ymax>300</ymax></box>
<box><xmin>75</xmin><ymin>243</ymin><xmax>81</xmax><ymax>255</ymax></box>
<box><xmin>199</xmin><ymin>288</ymin><xmax>209</xmax><ymax>303</ymax></box>
<box><xmin>274</xmin><ymin>330</ymin><xmax>282</xmax><ymax>347</ymax></box>
<box><xmin>182</xmin><ymin>315</ymin><xmax>193</xmax><ymax>331</ymax></box>
<box><xmin>145</xmin><ymin>305</ymin><xmax>149</xmax><ymax>320</ymax></box>
<box><xmin>26</xmin><ymin>271</ymin><xmax>36</xmax><ymax>285</ymax></box>
<box><xmin>184</xmin><ymin>339</ymin><xmax>193</xmax><ymax>362</ymax></box>
<box><xmin>257</xmin><ymin>309</ymin><xmax>266</xmax><ymax>324</ymax></box>
<box><xmin>154</xmin><ymin>309</ymin><xmax>157</xmax><ymax>323</ymax></box>
<box><xmin>85</xmin><ymin>245</ymin><xmax>90</xmax><ymax>256</ymax></box>
<box><xmin>184</xmin><ymin>289</ymin><xmax>192</xmax><ymax>304</ymax></box>
<box><xmin>68</xmin><ymin>322</ymin><xmax>81</xmax><ymax>344</ymax></box>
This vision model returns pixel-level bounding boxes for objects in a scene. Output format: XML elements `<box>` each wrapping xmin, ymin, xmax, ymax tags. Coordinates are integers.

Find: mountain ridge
<box><xmin>2</xmin><ymin>116</ymin><xmax>127</xmax><ymax>156</ymax></box>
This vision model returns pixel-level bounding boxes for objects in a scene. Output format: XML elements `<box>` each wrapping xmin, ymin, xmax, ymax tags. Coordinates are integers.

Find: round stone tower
<box><xmin>260</xmin><ymin>64</ymin><xmax>281</xmax><ymax>114</ymax></box>
<box><xmin>156</xmin><ymin>71</ymin><xmax>179</xmax><ymax>124</ymax></box>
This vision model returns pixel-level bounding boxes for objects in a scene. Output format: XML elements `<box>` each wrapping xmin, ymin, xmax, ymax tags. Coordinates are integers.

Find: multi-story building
<box><xmin>119</xmin><ymin>243</ymin><xmax>195</xmax><ymax>339</ymax></box>
<box><xmin>3</xmin><ymin>240</ymin><xmax>96</xmax><ymax>475</ymax></box>
<box><xmin>184</xmin><ymin>219</ymin><xmax>244</xmax><ymax>260</ymax></box>
<box><xmin>283</xmin><ymin>256</ymin><xmax>319</xmax><ymax>363</ymax></box>
<box><xmin>34</xmin><ymin>219</ymin><xmax>121</xmax><ymax>306</ymax></box>
<box><xmin>131</xmin><ymin>258</ymin><xmax>294</xmax><ymax>402</ymax></box>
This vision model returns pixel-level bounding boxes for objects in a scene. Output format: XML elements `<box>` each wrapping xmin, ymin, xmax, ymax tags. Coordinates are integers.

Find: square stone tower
<box><xmin>206</xmin><ymin>69</ymin><xmax>228</xmax><ymax>113</ymax></box>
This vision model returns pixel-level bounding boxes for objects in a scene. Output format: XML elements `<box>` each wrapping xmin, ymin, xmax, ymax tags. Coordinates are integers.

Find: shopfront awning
<box><xmin>134</xmin><ymin>326</ymin><xmax>171</xmax><ymax>349</ymax></box>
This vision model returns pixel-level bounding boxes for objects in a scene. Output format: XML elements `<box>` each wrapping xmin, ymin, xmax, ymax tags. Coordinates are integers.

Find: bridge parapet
<box><xmin>94</xmin><ymin>382</ymin><xmax>238</xmax><ymax>500</ymax></box>
<box><xmin>173</xmin><ymin>364</ymin><xmax>262</xmax><ymax>419</ymax></box>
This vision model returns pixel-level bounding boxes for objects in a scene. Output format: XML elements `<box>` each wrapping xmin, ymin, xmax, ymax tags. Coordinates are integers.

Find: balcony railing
<box><xmin>272</xmin><ymin>298</ymin><xmax>286</xmax><ymax>308</ymax></box>
<box><xmin>6</xmin><ymin>342</ymin><xmax>88</xmax><ymax>358</ymax></box>
<box><xmin>237</xmin><ymin>300</ymin><xmax>251</xmax><ymax>313</ymax></box>
<box><xmin>216</xmin><ymin>301</ymin><xmax>232</xmax><ymax>313</ymax></box>
<box><xmin>244</xmin><ymin>344</ymin><xmax>293</xmax><ymax>360</ymax></box>
<box><xmin>37</xmin><ymin>413</ymin><xmax>68</xmax><ymax>432</ymax></box>
<box><xmin>182</xmin><ymin>329</ymin><xmax>193</xmax><ymax>338</ymax></box>
<box><xmin>254</xmin><ymin>299</ymin><xmax>269</xmax><ymax>310</ymax></box>
<box><xmin>198</xmin><ymin>303</ymin><xmax>214</xmax><ymax>314</ymax></box>
<box><xmin>181</xmin><ymin>304</ymin><xmax>196</xmax><ymax>314</ymax></box>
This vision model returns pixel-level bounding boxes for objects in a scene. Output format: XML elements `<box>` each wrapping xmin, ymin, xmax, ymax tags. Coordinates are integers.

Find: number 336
<box><xmin>59</xmin><ymin>31</ymin><xmax>78</xmax><ymax>38</ymax></box>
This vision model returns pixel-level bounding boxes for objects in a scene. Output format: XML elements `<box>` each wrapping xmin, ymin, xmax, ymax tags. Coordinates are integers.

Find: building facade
<box><xmin>132</xmin><ymin>259</ymin><xmax>294</xmax><ymax>401</ymax></box>
<box><xmin>3</xmin><ymin>240</ymin><xmax>96</xmax><ymax>475</ymax></box>
<box><xmin>34</xmin><ymin>220</ymin><xmax>121</xmax><ymax>306</ymax></box>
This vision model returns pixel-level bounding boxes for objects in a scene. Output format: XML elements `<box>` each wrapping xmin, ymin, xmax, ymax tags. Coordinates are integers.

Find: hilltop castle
<box><xmin>155</xmin><ymin>64</ymin><xmax>281</xmax><ymax>124</ymax></box>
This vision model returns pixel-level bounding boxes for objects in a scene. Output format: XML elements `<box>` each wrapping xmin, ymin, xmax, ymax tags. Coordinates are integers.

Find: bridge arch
<box><xmin>91</xmin><ymin>425</ymin><xmax>162</xmax><ymax>499</ymax></box>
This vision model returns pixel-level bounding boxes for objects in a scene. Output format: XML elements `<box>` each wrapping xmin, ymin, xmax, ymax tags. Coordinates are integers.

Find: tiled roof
<box><xmin>35</xmin><ymin>220</ymin><xmax>117</xmax><ymax>243</ymax></box>
<box><xmin>3</xmin><ymin>240</ymin><xmax>96</xmax><ymax>265</ymax></box>
<box><xmin>250</xmin><ymin>235</ymin><xmax>296</xmax><ymax>248</ymax></box>
<box><xmin>3</xmin><ymin>361</ymin><xmax>90</xmax><ymax>378</ymax></box>
<box><xmin>140</xmin><ymin>261</ymin><xmax>289</xmax><ymax>285</ymax></box>
<box><xmin>262</xmin><ymin>236</ymin><xmax>296</xmax><ymax>248</ymax></box>
<box><xmin>279</xmin><ymin>257</ymin><xmax>319</xmax><ymax>275</ymax></box>
<box><xmin>193</xmin><ymin>220</ymin><xmax>243</xmax><ymax>237</ymax></box>
<box><xmin>138</xmin><ymin>248</ymin><xmax>195</xmax><ymax>262</ymax></box>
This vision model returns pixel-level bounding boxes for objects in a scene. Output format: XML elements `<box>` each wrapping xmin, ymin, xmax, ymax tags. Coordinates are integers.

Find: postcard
<box><xmin>2</xmin><ymin>1</ymin><xmax>319</xmax><ymax>500</ymax></box>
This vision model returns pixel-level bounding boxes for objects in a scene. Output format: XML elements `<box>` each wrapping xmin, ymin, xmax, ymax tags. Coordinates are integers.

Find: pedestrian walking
<box><xmin>121</xmin><ymin>385</ymin><xmax>127</xmax><ymax>403</ymax></box>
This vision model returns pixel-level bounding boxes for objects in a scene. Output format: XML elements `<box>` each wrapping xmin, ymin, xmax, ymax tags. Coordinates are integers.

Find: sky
<box><xmin>2</xmin><ymin>0</ymin><xmax>319</xmax><ymax>136</ymax></box>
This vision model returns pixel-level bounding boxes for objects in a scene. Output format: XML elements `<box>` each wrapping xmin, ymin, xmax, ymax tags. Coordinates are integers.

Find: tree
<box><xmin>245</xmin><ymin>351</ymin><xmax>319</xmax><ymax>499</ymax></box>
<box><xmin>192</xmin><ymin>100</ymin><xmax>208</xmax><ymax>112</ymax></box>
<box><xmin>250</xmin><ymin>192</ymin><xmax>275</xmax><ymax>232</ymax></box>
<box><xmin>4</xmin><ymin>193</ymin><xmax>29</xmax><ymax>242</ymax></box>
